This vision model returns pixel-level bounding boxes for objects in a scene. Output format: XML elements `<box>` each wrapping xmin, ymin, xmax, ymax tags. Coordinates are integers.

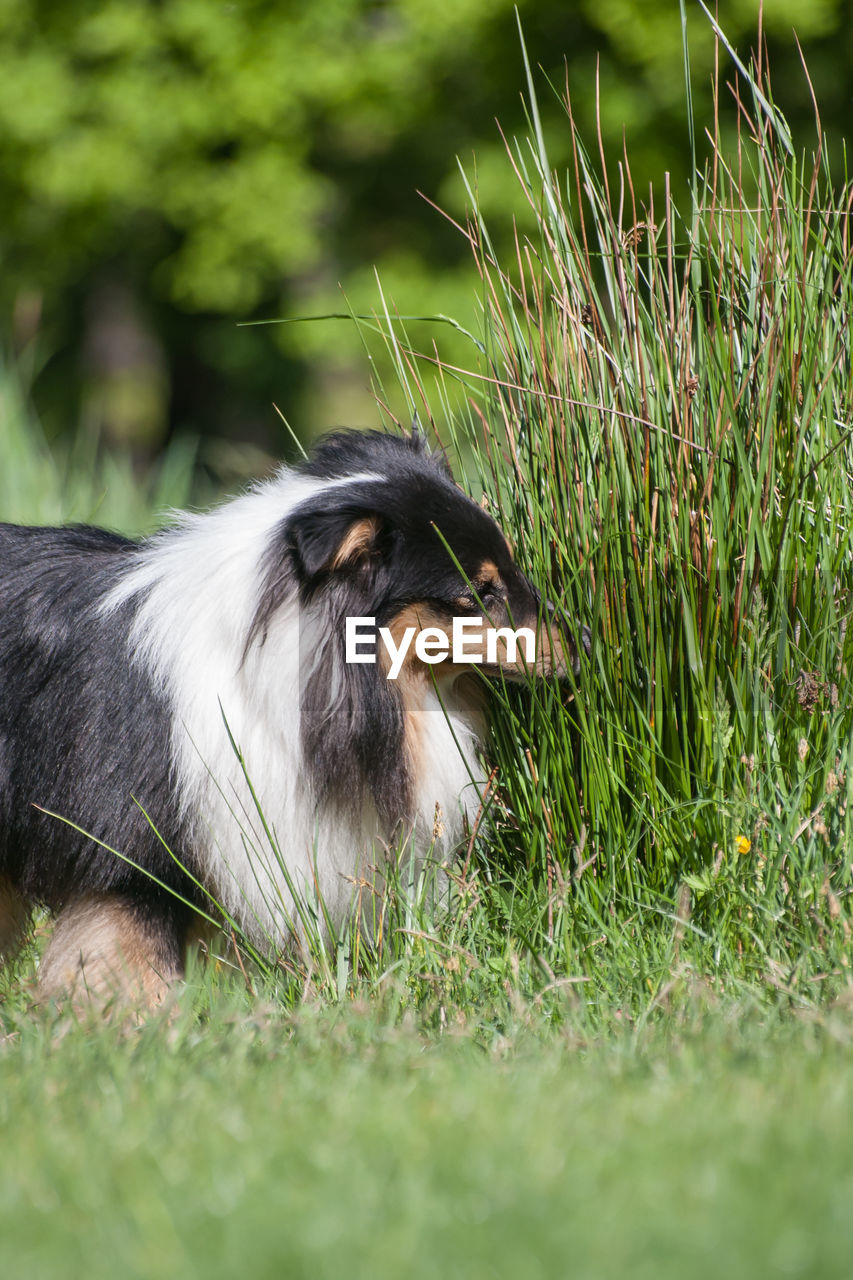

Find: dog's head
<box><xmin>258</xmin><ymin>429</ymin><xmax>585</xmax><ymax>684</ymax></box>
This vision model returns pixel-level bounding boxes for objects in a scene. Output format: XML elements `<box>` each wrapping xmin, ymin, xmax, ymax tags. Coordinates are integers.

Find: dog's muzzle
<box><xmin>544</xmin><ymin>599</ymin><xmax>591</xmax><ymax>675</ymax></box>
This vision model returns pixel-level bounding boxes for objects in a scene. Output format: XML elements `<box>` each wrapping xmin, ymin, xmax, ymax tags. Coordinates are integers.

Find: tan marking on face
<box><xmin>380</xmin><ymin>603</ymin><xmax>454</xmax><ymax>677</ymax></box>
<box><xmin>331</xmin><ymin>515</ymin><xmax>380</xmax><ymax>570</ymax></box>
<box><xmin>384</xmin><ymin>599</ymin><xmax>514</xmax><ymax>678</ymax></box>
<box><xmin>472</xmin><ymin>560</ymin><xmax>501</xmax><ymax>590</ymax></box>
<box><xmin>37</xmin><ymin>895</ymin><xmax>182</xmax><ymax>1015</ymax></box>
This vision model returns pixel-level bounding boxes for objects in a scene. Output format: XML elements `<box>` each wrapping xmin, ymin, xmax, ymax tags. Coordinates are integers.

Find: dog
<box><xmin>0</xmin><ymin>428</ymin><xmax>579</xmax><ymax>1008</ymax></box>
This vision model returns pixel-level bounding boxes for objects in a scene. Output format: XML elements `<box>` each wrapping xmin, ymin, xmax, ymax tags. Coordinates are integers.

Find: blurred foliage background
<box><xmin>1</xmin><ymin>0</ymin><xmax>851</xmax><ymax>482</ymax></box>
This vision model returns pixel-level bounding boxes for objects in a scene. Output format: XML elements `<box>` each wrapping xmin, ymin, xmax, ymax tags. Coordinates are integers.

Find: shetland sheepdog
<box><xmin>0</xmin><ymin>428</ymin><xmax>579</xmax><ymax>1008</ymax></box>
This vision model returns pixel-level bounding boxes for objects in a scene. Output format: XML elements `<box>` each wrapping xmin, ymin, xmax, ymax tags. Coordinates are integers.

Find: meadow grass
<box><xmin>2</xmin><ymin>980</ymin><xmax>853</xmax><ymax>1279</ymax></box>
<box><xmin>2</xmin><ymin>21</ymin><xmax>853</xmax><ymax>1278</ymax></box>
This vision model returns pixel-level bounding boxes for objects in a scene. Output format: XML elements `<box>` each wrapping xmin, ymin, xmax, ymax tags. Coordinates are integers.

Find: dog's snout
<box><xmin>543</xmin><ymin>599</ymin><xmax>590</xmax><ymax>674</ymax></box>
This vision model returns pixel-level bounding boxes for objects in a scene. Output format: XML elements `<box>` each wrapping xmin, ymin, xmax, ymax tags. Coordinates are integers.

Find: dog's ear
<box><xmin>328</xmin><ymin>515</ymin><xmax>382</xmax><ymax>570</ymax></box>
<box><xmin>289</xmin><ymin>508</ymin><xmax>384</xmax><ymax>580</ymax></box>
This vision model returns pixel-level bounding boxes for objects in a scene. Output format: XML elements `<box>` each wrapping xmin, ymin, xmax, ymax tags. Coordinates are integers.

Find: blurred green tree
<box><xmin>0</xmin><ymin>0</ymin><xmax>849</xmax><ymax>465</ymax></box>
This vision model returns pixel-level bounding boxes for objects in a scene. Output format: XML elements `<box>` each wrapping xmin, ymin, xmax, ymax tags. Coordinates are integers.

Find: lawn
<box><xmin>2</xmin><ymin>985</ymin><xmax>853</xmax><ymax>1279</ymax></box>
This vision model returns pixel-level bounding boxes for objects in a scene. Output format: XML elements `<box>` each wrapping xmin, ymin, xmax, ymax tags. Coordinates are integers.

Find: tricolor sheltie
<box><xmin>0</xmin><ymin>428</ymin><xmax>578</xmax><ymax>1009</ymax></box>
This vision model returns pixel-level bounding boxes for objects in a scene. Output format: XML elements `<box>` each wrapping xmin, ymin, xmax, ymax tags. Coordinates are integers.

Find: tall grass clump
<box><xmin>372</xmin><ymin>26</ymin><xmax>853</xmax><ymax>1008</ymax></box>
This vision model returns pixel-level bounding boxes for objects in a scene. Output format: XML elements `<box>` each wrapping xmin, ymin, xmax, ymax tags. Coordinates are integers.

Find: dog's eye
<box><xmin>454</xmin><ymin>583</ymin><xmax>500</xmax><ymax>612</ymax></box>
<box><xmin>478</xmin><ymin>584</ymin><xmax>500</xmax><ymax>607</ymax></box>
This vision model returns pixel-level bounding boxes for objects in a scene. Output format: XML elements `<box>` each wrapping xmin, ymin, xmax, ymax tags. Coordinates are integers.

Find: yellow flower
<box><xmin>735</xmin><ymin>835</ymin><xmax>751</xmax><ymax>856</ymax></box>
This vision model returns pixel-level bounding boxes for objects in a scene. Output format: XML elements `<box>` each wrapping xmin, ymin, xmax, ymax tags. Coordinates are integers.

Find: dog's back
<box><xmin>0</xmin><ymin>524</ymin><xmax>195</xmax><ymax>1004</ymax></box>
